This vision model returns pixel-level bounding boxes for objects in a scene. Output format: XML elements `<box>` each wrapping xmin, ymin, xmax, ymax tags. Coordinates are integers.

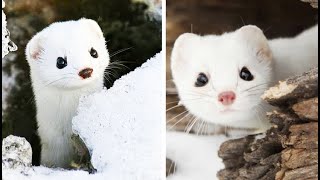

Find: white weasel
<box><xmin>25</xmin><ymin>18</ymin><xmax>110</xmax><ymax>167</ymax></box>
<box><xmin>171</xmin><ymin>24</ymin><xmax>318</xmax><ymax>132</ymax></box>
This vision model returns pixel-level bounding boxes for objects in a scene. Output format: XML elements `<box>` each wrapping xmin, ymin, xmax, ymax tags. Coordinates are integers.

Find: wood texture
<box><xmin>292</xmin><ymin>97</ymin><xmax>318</xmax><ymax>121</ymax></box>
<box><xmin>301</xmin><ymin>0</ymin><xmax>318</xmax><ymax>8</ymax></box>
<box><xmin>218</xmin><ymin>68</ymin><xmax>318</xmax><ymax>180</ymax></box>
<box><xmin>262</xmin><ymin>68</ymin><xmax>318</xmax><ymax>106</ymax></box>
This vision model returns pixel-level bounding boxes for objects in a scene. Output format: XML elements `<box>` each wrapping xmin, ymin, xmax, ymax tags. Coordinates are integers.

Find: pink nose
<box><xmin>218</xmin><ymin>91</ymin><xmax>236</xmax><ymax>106</ymax></box>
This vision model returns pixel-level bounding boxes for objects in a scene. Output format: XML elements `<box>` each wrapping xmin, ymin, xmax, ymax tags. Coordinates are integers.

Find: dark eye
<box><xmin>240</xmin><ymin>67</ymin><xmax>254</xmax><ymax>81</ymax></box>
<box><xmin>195</xmin><ymin>73</ymin><xmax>208</xmax><ymax>87</ymax></box>
<box><xmin>90</xmin><ymin>48</ymin><xmax>98</xmax><ymax>58</ymax></box>
<box><xmin>56</xmin><ymin>57</ymin><xmax>67</xmax><ymax>69</ymax></box>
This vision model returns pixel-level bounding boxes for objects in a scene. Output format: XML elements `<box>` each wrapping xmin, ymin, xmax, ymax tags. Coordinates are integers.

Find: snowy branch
<box><xmin>2</xmin><ymin>0</ymin><xmax>17</xmax><ymax>59</ymax></box>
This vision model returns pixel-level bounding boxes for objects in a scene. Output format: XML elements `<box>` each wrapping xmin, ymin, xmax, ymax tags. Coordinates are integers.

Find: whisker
<box><xmin>196</xmin><ymin>120</ymin><xmax>205</xmax><ymax>136</ymax></box>
<box><xmin>183</xmin><ymin>115</ymin><xmax>195</xmax><ymax>133</ymax></box>
<box><xmin>108</xmin><ymin>62</ymin><xmax>131</xmax><ymax>70</ymax></box>
<box><xmin>186</xmin><ymin>117</ymin><xmax>199</xmax><ymax>134</ymax></box>
<box><xmin>110</xmin><ymin>47</ymin><xmax>132</xmax><ymax>58</ymax></box>
<box><xmin>241</xmin><ymin>82</ymin><xmax>269</xmax><ymax>92</ymax></box>
<box><xmin>263</xmin><ymin>25</ymin><xmax>272</xmax><ymax>33</ymax></box>
<box><xmin>166</xmin><ymin>104</ymin><xmax>182</xmax><ymax>112</ymax></box>
<box><xmin>166</xmin><ymin>110</ymin><xmax>189</xmax><ymax>124</ymax></box>
<box><xmin>176</xmin><ymin>89</ymin><xmax>213</xmax><ymax>98</ymax></box>
<box><xmin>166</xmin><ymin>98</ymin><xmax>204</xmax><ymax>105</ymax></box>
<box><xmin>239</xmin><ymin>15</ymin><xmax>246</xmax><ymax>26</ymax></box>
<box><xmin>168</xmin><ymin>113</ymin><xmax>191</xmax><ymax>130</ymax></box>
<box><xmin>246</xmin><ymin>92</ymin><xmax>263</xmax><ymax>97</ymax></box>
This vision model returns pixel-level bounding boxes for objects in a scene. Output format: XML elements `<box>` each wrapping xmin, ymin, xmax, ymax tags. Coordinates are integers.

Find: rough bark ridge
<box><xmin>218</xmin><ymin>68</ymin><xmax>318</xmax><ymax>180</ymax></box>
<box><xmin>301</xmin><ymin>0</ymin><xmax>318</xmax><ymax>8</ymax></box>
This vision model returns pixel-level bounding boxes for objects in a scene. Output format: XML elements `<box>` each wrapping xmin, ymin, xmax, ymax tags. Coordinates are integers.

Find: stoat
<box><xmin>25</xmin><ymin>18</ymin><xmax>110</xmax><ymax>168</ymax></box>
<box><xmin>171</xmin><ymin>24</ymin><xmax>318</xmax><ymax>133</ymax></box>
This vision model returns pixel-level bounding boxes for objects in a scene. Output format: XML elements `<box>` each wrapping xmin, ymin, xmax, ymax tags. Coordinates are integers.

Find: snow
<box><xmin>2</xmin><ymin>0</ymin><xmax>19</xmax><ymax>117</ymax></box>
<box><xmin>166</xmin><ymin>131</ymin><xmax>229</xmax><ymax>180</ymax></box>
<box><xmin>2</xmin><ymin>0</ymin><xmax>17</xmax><ymax>58</ymax></box>
<box><xmin>72</xmin><ymin>51</ymin><xmax>164</xmax><ymax>178</ymax></box>
<box><xmin>147</xmin><ymin>0</ymin><xmax>162</xmax><ymax>21</ymax></box>
<box><xmin>2</xmin><ymin>135</ymin><xmax>32</xmax><ymax>170</ymax></box>
<box><xmin>134</xmin><ymin>0</ymin><xmax>162</xmax><ymax>20</ymax></box>
<box><xmin>3</xmin><ymin>52</ymin><xmax>165</xmax><ymax>180</ymax></box>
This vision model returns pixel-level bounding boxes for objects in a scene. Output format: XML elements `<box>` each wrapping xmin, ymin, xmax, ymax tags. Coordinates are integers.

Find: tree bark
<box><xmin>218</xmin><ymin>68</ymin><xmax>318</xmax><ymax>180</ymax></box>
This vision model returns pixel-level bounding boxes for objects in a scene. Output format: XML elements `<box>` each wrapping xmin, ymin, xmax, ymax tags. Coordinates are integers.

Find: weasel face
<box><xmin>26</xmin><ymin>19</ymin><xmax>110</xmax><ymax>90</ymax></box>
<box><xmin>171</xmin><ymin>25</ymin><xmax>273</xmax><ymax>127</ymax></box>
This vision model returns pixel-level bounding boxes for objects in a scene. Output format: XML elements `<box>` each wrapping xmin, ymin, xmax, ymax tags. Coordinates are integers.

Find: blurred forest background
<box><xmin>2</xmin><ymin>0</ymin><xmax>161</xmax><ymax>165</ymax></box>
<box><xmin>166</xmin><ymin>0</ymin><xmax>318</xmax><ymax>131</ymax></box>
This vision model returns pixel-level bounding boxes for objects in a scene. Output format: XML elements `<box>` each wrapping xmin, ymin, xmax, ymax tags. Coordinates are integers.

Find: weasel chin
<box><xmin>219</xmin><ymin>108</ymin><xmax>237</xmax><ymax>113</ymax></box>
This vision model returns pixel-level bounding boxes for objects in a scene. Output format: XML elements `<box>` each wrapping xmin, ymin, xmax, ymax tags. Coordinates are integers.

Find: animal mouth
<box><xmin>220</xmin><ymin>108</ymin><xmax>236</xmax><ymax>113</ymax></box>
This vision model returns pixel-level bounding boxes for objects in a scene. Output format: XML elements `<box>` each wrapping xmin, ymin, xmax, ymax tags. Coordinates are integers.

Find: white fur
<box><xmin>171</xmin><ymin>24</ymin><xmax>318</xmax><ymax>132</ymax></box>
<box><xmin>270</xmin><ymin>25</ymin><xmax>318</xmax><ymax>82</ymax></box>
<box><xmin>25</xmin><ymin>18</ymin><xmax>110</xmax><ymax>168</ymax></box>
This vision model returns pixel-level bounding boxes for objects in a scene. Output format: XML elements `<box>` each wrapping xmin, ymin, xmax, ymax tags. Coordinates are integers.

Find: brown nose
<box><xmin>79</xmin><ymin>68</ymin><xmax>93</xmax><ymax>79</ymax></box>
<box><xmin>218</xmin><ymin>91</ymin><xmax>236</xmax><ymax>106</ymax></box>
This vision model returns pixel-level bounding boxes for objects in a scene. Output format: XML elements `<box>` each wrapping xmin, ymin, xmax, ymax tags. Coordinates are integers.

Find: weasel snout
<box><xmin>79</xmin><ymin>68</ymin><xmax>93</xmax><ymax>79</ymax></box>
<box><xmin>218</xmin><ymin>91</ymin><xmax>236</xmax><ymax>106</ymax></box>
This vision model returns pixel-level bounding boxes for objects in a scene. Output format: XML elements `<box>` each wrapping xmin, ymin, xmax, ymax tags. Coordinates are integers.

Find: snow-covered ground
<box><xmin>3</xmin><ymin>52</ymin><xmax>165</xmax><ymax>180</ymax></box>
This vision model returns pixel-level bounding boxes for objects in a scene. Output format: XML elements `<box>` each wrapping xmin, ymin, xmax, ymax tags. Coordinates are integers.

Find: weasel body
<box><xmin>26</xmin><ymin>18</ymin><xmax>110</xmax><ymax>167</ymax></box>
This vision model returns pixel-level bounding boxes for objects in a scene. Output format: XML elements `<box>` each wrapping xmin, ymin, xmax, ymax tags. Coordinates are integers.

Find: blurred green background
<box><xmin>2</xmin><ymin>0</ymin><xmax>161</xmax><ymax>165</ymax></box>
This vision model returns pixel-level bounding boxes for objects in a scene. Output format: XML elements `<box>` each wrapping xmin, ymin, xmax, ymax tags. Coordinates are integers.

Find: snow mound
<box><xmin>2</xmin><ymin>135</ymin><xmax>32</xmax><ymax>170</ymax></box>
<box><xmin>3</xmin><ymin>52</ymin><xmax>164</xmax><ymax>180</ymax></box>
<box><xmin>72</xmin><ymin>51</ymin><xmax>164</xmax><ymax>178</ymax></box>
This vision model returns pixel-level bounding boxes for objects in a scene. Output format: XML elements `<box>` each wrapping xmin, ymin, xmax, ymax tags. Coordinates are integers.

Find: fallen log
<box><xmin>218</xmin><ymin>68</ymin><xmax>318</xmax><ymax>180</ymax></box>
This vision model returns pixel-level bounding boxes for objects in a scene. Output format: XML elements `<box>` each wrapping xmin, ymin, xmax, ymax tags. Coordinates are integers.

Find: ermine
<box><xmin>25</xmin><ymin>18</ymin><xmax>110</xmax><ymax>168</ymax></box>
<box><xmin>171</xmin><ymin>24</ymin><xmax>318</xmax><ymax>133</ymax></box>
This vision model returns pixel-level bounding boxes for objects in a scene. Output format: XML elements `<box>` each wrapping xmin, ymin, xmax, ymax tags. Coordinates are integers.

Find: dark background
<box><xmin>2</xmin><ymin>0</ymin><xmax>161</xmax><ymax>165</ymax></box>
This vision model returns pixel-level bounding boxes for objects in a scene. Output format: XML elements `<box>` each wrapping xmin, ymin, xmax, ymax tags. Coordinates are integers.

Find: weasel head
<box><xmin>171</xmin><ymin>25</ymin><xmax>273</xmax><ymax>129</ymax></box>
<box><xmin>26</xmin><ymin>18</ymin><xmax>109</xmax><ymax>90</ymax></box>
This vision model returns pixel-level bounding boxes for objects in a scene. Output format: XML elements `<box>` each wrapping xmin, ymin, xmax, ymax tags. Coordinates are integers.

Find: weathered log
<box><xmin>218</xmin><ymin>68</ymin><xmax>318</xmax><ymax>180</ymax></box>
<box><xmin>262</xmin><ymin>68</ymin><xmax>318</xmax><ymax>106</ymax></box>
<box><xmin>292</xmin><ymin>97</ymin><xmax>318</xmax><ymax>121</ymax></box>
<box><xmin>218</xmin><ymin>127</ymin><xmax>283</xmax><ymax>179</ymax></box>
<box><xmin>281</xmin><ymin>164</ymin><xmax>318</xmax><ymax>180</ymax></box>
<box><xmin>217</xmin><ymin>169</ymin><xmax>240</xmax><ymax>180</ymax></box>
<box><xmin>281</xmin><ymin>148</ymin><xmax>318</xmax><ymax>169</ymax></box>
<box><xmin>218</xmin><ymin>136</ymin><xmax>254</xmax><ymax>169</ymax></box>
<box><xmin>301</xmin><ymin>0</ymin><xmax>318</xmax><ymax>8</ymax></box>
<box><xmin>284</xmin><ymin>122</ymin><xmax>318</xmax><ymax>149</ymax></box>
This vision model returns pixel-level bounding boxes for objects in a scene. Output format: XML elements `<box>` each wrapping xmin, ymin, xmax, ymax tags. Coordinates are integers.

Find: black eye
<box><xmin>90</xmin><ymin>48</ymin><xmax>98</xmax><ymax>58</ymax></box>
<box><xmin>240</xmin><ymin>67</ymin><xmax>254</xmax><ymax>81</ymax></box>
<box><xmin>56</xmin><ymin>57</ymin><xmax>67</xmax><ymax>69</ymax></box>
<box><xmin>195</xmin><ymin>73</ymin><xmax>208</xmax><ymax>87</ymax></box>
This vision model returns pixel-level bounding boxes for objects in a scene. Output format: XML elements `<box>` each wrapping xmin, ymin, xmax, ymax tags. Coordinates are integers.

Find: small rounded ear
<box><xmin>171</xmin><ymin>33</ymin><xmax>198</xmax><ymax>70</ymax></box>
<box><xmin>237</xmin><ymin>25</ymin><xmax>272</xmax><ymax>61</ymax></box>
<box><xmin>25</xmin><ymin>33</ymin><xmax>45</xmax><ymax>62</ymax></box>
<box><xmin>79</xmin><ymin>18</ymin><xmax>104</xmax><ymax>39</ymax></box>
